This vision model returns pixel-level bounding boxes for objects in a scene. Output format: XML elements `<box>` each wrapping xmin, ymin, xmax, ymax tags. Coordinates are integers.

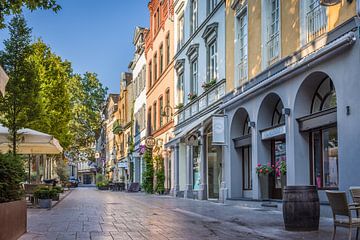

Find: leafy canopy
<box><xmin>0</xmin><ymin>0</ymin><xmax>61</xmax><ymax>29</ymax></box>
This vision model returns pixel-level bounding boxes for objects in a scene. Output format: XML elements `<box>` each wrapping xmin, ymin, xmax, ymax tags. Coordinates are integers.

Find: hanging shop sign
<box><xmin>145</xmin><ymin>136</ymin><xmax>156</xmax><ymax>148</ymax></box>
<box><xmin>212</xmin><ymin>115</ymin><xmax>228</xmax><ymax>145</ymax></box>
<box><xmin>95</xmin><ymin>152</ymin><xmax>100</xmax><ymax>159</ymax></box>
<box><xmin>261</xmin><ymin>125</ymin><xmax>286</xmax><ymax>140</ymax></box>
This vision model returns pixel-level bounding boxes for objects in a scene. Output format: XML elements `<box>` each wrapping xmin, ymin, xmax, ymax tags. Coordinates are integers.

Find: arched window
<box><xmin>272</xmin><ymin>99</ymin><xmax>284</xmax><ymax>126</ymax></box>
<box><xmin>243</xmin><ymin>115</ymin><xmax>251</xmax><ymax>136</ymax></box>
<box><xmin>311</xmin><ymin>76</ymin><xmax>336</xmax><ymax>113</ymax></box>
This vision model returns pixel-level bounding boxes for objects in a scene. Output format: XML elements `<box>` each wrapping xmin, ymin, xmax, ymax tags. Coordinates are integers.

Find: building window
<box><xmin>208</xmin><ymin>0</ymin><xmax>218</xmax><ymax>14</ymax></box>
<box><xmin>266</xmin><ymin>0</ymin><xmax>280</xmax><ymax>65</ymax></box>
<box><xmin>190</xmin><ymin>58</ymin><xmax>198</xmax><ymax>95</ymax></box>
<box><xmin>148</xmin><ymin>107</ymin><xmax>152</xmax><ymax>135</ymax></box>
<box><xmin>272</xmin><ymin>99</ymin><xmax>285</xmax><ymax>126</ymax></box>
<box><xmin>208</xmin><ymin>40</ymin><xmax>217</xmax><ymax>81</ymax></box>
<box><xmin>153</xmin><ymin>102</ymin><xmax>157</xmax><ymax>131</ymax></box>
<box><xmin>159</xmin><ymin>96</ymin><xmax>164</xmax><ymax>127</ymax></box>
<box><xmin>311</xmin><ymin>127</ymin><xmax>338</xmax><ymax>189</ymax></box>
<box><xmin>309</xmin><ymin>77</ymin><xmax>338</xmax><ymax>189</ymax></box>
<box><xmin>149</xmin><ymin>61</ymin><xmax>152</xmax><ymax>87</ymax></box>
<box><xmin>165</xmin><ymin>89</ymin><xmax>170</xmax><ymax>123</ymax></box>
<box><xmin>236</xmin><ymin>7</ymin><xmax>248</xmax><ymax>85</ymax></box>
<box><xmin>154</xmin><ymin>53</ymin><xmax>158</xmax><ymax>81</ymax></box>
<box><xmin>178</xmin><ymin>14</ymin><xmax>185</xmax><ymax>49</ymax></box>
<box><xmin>166</xmin><ymin>33</ymin><xmax>170</xmax><ymax>66</ymax></box>
<box><xmin>243</xmin><ymin>146</ymin><xmax>252</xmax><ymax>190</ymax></box>
<box><xmin>305</xmin><ymin>0</ymin><xmax>327</xmax><ymax>43</ymax></box>
<box><xmin>157</xmin><ymin>8</ymin><xmax>160</xmax><ymax>29</ymax></box>
<box><xmin>190</xmin><ymin>0</ymin><xmax>198</xmax><ymax>35</ymax></box>
<box><xmin>160</xmin><ymin>44</ymin><xmax>164</xmax><ymax>74</ymax></box>
<box><xmin>178</xmin><ymin>72</ymin><xmax>184</xmax><ymax>104</ymax></box>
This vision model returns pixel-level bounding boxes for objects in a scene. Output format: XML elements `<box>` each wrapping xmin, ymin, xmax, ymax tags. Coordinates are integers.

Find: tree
<box><xmin>27</xmin><ymin>40</ymin><xmax>73</xmax><ymax>149</ymax></box>
<box><xmin>67</xmin><ymin>72</ymin><xmax>107</xmax><ymax>162</ymax></box>
<box><xmin>0</xmin><ymin>15</ymin><xmax>41</xmax><ymax>155</ymax></box>
<box><xmin>0</xmin><ymin>0</ymin><xmax>61</xmax><ymax>29</ymax></box>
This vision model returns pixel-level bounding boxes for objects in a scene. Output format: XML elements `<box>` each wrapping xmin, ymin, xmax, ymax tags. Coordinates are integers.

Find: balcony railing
<box><xmin>306</xmin><ymin>5</ymin><xmax>327</xmax><ymax>42</ymax></box>
<box><xmin>267</xmin><ymin>31</ymin><xmax>280</xmax><ymax>65</ymax></box>
<box><xmin>176</xmin><ymin>79</ymin><xmax>226</xmax><ymax>124</ymax></box>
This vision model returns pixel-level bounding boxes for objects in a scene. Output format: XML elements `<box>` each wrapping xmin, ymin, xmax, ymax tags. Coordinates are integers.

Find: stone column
<box><xmin>163</xmin><ymin>150</ymin><xmax>169</xmax><ymax>191</ymax></box>
<box><xmin>219</xmin><ymin>144</ymin><xmax>228</xmax><ymax>203</ymax></box>
<box><xmin>173</xmin><ymin>144</ymin><xmax>180</xmax><ymax>197</ymax></box>
<box><xmin>184</xmin><ymin>145</ymin><xmax>193</xmax><ymax>199</ymax></box>
<box><xmin>198</xmin><ymin>128</ymin><xmax>208</xmax><ymax>200</ymax></box>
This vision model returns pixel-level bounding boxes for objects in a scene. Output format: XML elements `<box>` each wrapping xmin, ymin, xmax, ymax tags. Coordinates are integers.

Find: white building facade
<box><xmin>130</xmin><ymin>27</ymin><xmax>148</xmax><ymax>186</ymax></box>
<box><xmin>167</xmin><ymin>0</ymin><xmax>226</xmax><ymax>200</ymax></box>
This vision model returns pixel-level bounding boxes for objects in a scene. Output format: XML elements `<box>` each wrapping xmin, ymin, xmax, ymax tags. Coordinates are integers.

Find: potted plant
<box><xmin>275</xmin><ymin>160</ymin><xmax>287</xmax><ymax>188</ymax></box>
<box><xmin>0</xmin><ymin>154</ymin><xmax>27</xmax><ymax>240</ymax></box>
<box><xmin>187</xmin><ymin>92</ymin><xmax>197</xmax><ymax>101</ymax></box>
<box><xmin>51</xmin><ymin>186</ymin><xmax>63</xmax><ymax>201</ymax></box>
<box><xmin>174</xmin><ymin>103</ymin><xmax>184</xmax><ymax>110</ymax></box>
<box><xmin>96</xmin><ymin>180</ymin><xmax>109</xmax><ymax>190</ymax></box>
<box><xmin>34</xmin><ymin>187</ymin><xmax>57</xmax><ymax>209</ymax></box>
<box><xmin>201</xmin><ymin>79</ymin><xmax>216</xmax><ymax>91</ymax></box>
<box><xmin>256</xmin><ymin>163</ymin><xmax>273</xmax><ymax>199</ymax></box>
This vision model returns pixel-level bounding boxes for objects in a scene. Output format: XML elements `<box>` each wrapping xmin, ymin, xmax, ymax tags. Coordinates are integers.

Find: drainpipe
<box><xmin>219</xmin><ymin>31</ymin><xmax>356</xmax><ymax>111</ymax></box>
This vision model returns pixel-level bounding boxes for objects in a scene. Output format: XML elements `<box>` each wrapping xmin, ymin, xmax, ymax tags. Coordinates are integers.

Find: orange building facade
<box><xmin>145</xmin><ymin>0</ymin><xmax>175</xmax><ymax>192</ymax></box>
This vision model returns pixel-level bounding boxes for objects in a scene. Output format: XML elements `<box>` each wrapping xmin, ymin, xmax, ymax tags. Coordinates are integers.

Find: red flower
<box><xmin>260</xmin><ymin>169</ymin><xmax>263</xmax><ymax>173</ymax></box>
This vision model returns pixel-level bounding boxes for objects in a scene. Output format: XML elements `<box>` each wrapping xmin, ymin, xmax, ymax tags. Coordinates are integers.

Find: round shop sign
<box><xmin>145</xmin><ymin>136</ymin><xmax>156</xmax><ymax>148</ymax></box>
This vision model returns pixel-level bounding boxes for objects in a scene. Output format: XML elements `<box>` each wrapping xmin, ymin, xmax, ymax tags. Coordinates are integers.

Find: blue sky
<box><xmin>0</xmin><ymin>0</ymin><xmax>149</xmax><ymax>94</ymax></box>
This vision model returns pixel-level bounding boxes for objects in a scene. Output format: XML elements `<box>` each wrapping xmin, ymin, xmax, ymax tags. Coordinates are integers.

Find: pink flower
<box><xmin>260</xmin><ymin>169</ymin><xmax>263</xmax><ymax>173</ymax></box>
<box><xmin>257</xmin><ymin>163</ymin><xmax>261</xmax><ymax>167</ymax></box>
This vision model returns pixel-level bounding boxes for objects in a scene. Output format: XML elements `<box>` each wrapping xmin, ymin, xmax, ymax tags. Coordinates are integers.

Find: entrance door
<box><xmin>83</xmin><ymin>174</ymin><xmax>92</xmax><ymax>184</ymax></box>
<box><xmin>270</xmin><ymin>139</ymin><xmax>286</xmax><ymax>199</ymax></box>
<box><xmin>207</xmin><ymin>134</ymin><xmax>222</xmax><ymax>199</ymax></box>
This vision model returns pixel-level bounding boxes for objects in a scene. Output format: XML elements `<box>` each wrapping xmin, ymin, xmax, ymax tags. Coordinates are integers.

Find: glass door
<box><xmin>207</xmin><ymin>134</ymin><xmax>222</xmax><ymax>199</ymax></box>
<box><xmin>270</xmin><ymin>139</ymin><xmax>286</xmax><ymax>199</ymax></box>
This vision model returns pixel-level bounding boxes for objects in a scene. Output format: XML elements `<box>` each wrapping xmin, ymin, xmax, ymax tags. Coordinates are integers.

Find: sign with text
<box><xmin>212</xmin><ymin>115</ymin><xmax>228</xmax><ymax>145</ymax></box>
<box><xmin>145</xmin><ymin>136</ymin><xmax>156</xmax><ymax>148</ymax></box>
<box><xmin>261</xmin><ymin>125</ymin><xmax>286</xmax><ymax>140</ymax></box>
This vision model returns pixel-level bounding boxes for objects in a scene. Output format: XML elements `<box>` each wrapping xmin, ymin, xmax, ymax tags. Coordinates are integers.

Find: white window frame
<box><xmin>208</xmin><ymin>0</ymin><xmax>218</xmax><ymax>15</ymax></box>
<box><xmin>190</xmin><ymin>58</ymin><xmax>198</xmax><ymax>95</ymax></box>
<box><xmin>235</xmin><ymin>5</ymin><xmax>248</xmax><ymax>87</ymax></box>
<box><xmin>178</xmin><ymin>13</ymin><xmax>185</xmax><ymax>49</ymax></box>
<box><xmin>178</xmin><ymin>72</ymin><xmax>185</xmax><ymax>104</ymax></box>
<box><xmin>208</xmin><ymin>40</ymin><xmax>218</xmax><ymax>82</ymax></box>
<box><xmin>190</xmin><ymin>0</ymin><xmax>198</xmax><ymax>35</ymax></box>
<box><xmin>261</xmin><ymin>0</ymin><xmax>281</xmax><ymax>68</ymax></box>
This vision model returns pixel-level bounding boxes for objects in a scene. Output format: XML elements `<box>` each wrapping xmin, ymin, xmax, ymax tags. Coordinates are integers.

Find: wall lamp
<box><xmin>282</xmin><ymin>108</ymin><xmax>291</xmax><ymax>116</ymax></box>
<box><xmin>248</xmin><ymin>121</ymin><xmax>256</xmax><ymax>128</ymax></box>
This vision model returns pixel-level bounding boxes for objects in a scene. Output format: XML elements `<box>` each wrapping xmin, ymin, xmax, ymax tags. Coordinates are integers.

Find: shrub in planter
<box><xmin>96</xmin><ymin>180</ymin><xmax>109</xmax><ymax>190</ymax></box>
<box><xmin>52</xmin><ymin>186</ymin><xmax>64</xmax><ymax>194</ymax></box>
<box><xmin>34</xmin><ymin>187</ymin><xmax>57</xmax><ymax>208</ymax></box>
<box><xmin>0</xmin><ymin>154</ymin><xmax>25</xmax><ymax>203</ymax></box>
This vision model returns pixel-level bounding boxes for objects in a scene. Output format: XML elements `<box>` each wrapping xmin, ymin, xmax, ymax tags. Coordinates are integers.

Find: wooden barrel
<box><xmin>282</xmin><ymin>185</ymin><xmax>320</xmax><ymax>231</ymax></box>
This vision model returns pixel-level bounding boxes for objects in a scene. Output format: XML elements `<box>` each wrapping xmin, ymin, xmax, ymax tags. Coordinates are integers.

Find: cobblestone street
<box><xmin>19</xmin><ymin>188</ymin><xmax>351</xmax><ymax>240</ymax></box>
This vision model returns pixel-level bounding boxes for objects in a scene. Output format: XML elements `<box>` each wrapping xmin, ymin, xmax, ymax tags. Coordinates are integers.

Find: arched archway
<box><xmin>257</xmin><ymin>93</ymin><xmax>286</xmax><ymax>199</ymax></box>
<box><xmin>294</xmin><ymin>72</ymin><xmax>338</xmax><ymax>189</ymax></box>
<box><xmin>229</xmin><ymin>107</ymin><xmax>252</xmax><ymax>198</ymax></box>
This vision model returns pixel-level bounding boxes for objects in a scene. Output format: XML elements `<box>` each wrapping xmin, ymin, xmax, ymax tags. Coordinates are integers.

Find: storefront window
<box><xmin>207</xmin><ymin>134</ymin><xmax>222</xmax><ymax>199</ymax></box>
<box><xmin>312</xmin><ymin>127</ymin><xmax>338</xmax><ymax>189</ymax></box>
<box><xmin>242</xmin><ymin>146</ymin><xmax>252</xmax><ymax>190</ymax></box>
<box><xmin>193</xmin><ymin>146</ymin><xmax>200</xmax><ymax>190</ymax></box>
<box><xmin>311</xmin><ymin>77</ymin><xmax>336</xmax><ymax>113</ymax></box>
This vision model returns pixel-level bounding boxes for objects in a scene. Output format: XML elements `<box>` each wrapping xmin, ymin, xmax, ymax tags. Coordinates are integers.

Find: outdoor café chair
<box><xmin>350</xmin><ymin>187</ymin><xmax>360</xmax><ymax>206</ymax></box>
<box><xmin>326</xmin><ymin>191</ymin><xmax>360</xmax><ymax>240</ymax></box>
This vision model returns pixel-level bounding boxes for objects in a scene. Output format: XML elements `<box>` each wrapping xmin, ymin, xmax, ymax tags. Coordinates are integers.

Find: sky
<box><xmin>0</xmin><ymin>0</ymin><xmax>149</xmax><ymax>94</ymax></box>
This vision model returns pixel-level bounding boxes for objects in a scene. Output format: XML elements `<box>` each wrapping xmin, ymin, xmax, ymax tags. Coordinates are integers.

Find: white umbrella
<box><xmin>0</xmin><ymin>125</ymin><xmax>63</xmax><ymax>154</ymax></box>
<box><xmin>0</xmin><ymin>66</ymin><xmax>9</xmax><ymax>96</ymax></box>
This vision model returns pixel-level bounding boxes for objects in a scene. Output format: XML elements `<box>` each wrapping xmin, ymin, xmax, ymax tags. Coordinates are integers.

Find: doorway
<box><xmin>270</xmin><ymin>138</ymin><xmax>286</xmax><ymax>199</ymax></box>
<box><xmin>207</xmin><ymin>134</ymin><xmax>222</xmax><ymax>199</ymax></box>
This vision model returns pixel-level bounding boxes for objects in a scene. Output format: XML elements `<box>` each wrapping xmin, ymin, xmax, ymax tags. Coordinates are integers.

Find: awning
<box><xmin>0</xmin><ymin>66</ymin><xmax>9</xmax><ymax>96</ymax></box>
<box><xmin>0</xmin><ymin>125</ymin><xmax>63</xmax><ymax>154</ymax></box>
<box><xmin>165</xmin><ymin>109</ymin><xmax>217</xmax><ymax>148</ymax></box>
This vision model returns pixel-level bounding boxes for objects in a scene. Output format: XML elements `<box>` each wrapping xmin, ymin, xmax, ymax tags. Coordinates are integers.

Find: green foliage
<box><xmin>154</xmin><ymin>155</ymin><xmax>165</xmax><ymax>194</ymax></box>
<box><xmin>54</xmin><ymin>159</ymin><xmax>69</xmax><ymax>183</ymax></box>
<box><xmin>96</xmin><ymin>180</ymin><xmax>109</xmax><ymax>188</ymax></box>
<box><xmin>0</xmin><ymin>0</ymin><xmax>61</xmax><ymax>29</ymax></box>
<box><xmin>112</xmin><ymin>120</ymin><xmax>123</xmax><ymax>134</ymax></box>
<box><xmin>27</xmin><ymin>40</ymin><xmax>73</xmax><ymax>148</ymax></box>
<box><xmin>67</xmin><ymin>72</ymin><xmax>107</xmax><ymax>162</ymax></box>
<box><xmin>142</xmin><ymin>149</ymin><xmax>154</xmax><ymax>193</ymax></box>
<box><xmin>34</xmin><ymin>186</ymin><xmax>57</xmax><ymax>199</ymax></box>
<box><xmin>96</xmin><ymin>174</ymin><xmax>104</xmax><ymax>183</ymax></box>
<box><xmin>0</xmin><ymin>154</ymin><xmax>25</xmax><ymax>203</ymax></box>
<box><xmin>52</xmin><ymin>186</ymin><xmax>63</xmax><ymax>193</ymax></box>
<box><xmin>0</xmin><ymin>15</ymin><xmax>41</xmax><ymax>154</ymax></box>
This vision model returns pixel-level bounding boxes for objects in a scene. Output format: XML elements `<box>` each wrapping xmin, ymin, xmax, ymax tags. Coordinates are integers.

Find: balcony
<box><xmin>306</xmin><ymin>5</ymin><xmax>327</xmax><ymax>42</ymax></box>
<box><xmin>176</xmin><ymin>79</ymin><xmax>226</xmax><ymax>125</ymax></box>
